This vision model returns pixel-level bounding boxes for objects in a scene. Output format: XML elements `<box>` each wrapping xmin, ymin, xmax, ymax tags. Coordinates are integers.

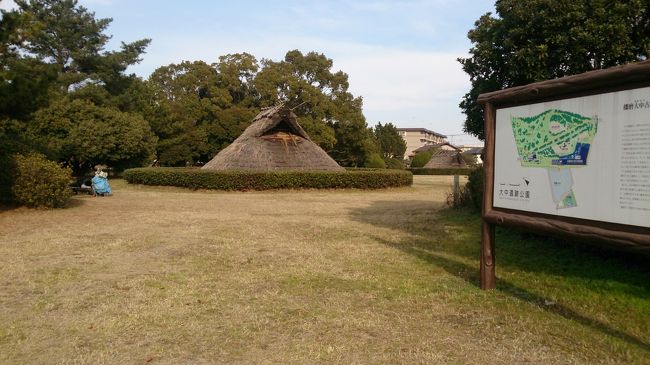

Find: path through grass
<box><xmin>0</xmin><ymin>176</ymin><xmax>648</xmax><ymax>364</ymax></box>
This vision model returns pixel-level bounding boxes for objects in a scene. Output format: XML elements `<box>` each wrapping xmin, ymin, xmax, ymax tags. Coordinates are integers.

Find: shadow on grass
<box><xmin>0</xmin><ymin>196</ymin><xmax>87</xmax><ymax>212</ymax></box>
<box><xmin>0</xmin><ymin>203</ymin><xmax>21</xmax><ymax>212</ymax></box>
<box><xmin>66</xmin><ymin>197</ymin><xmax>87</xmax><ymax>208</ymax></box>
<box><xmin>350</xmin><ymin>200</ymin><xmax>650</xmax><ymax>352</ymax></box>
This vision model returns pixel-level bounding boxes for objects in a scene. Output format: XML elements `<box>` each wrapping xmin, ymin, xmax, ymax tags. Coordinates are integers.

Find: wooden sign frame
<box><xmin>477</xmin><ymin>60</ymin><xmax>650</xmax><ymax>289</ymax></box>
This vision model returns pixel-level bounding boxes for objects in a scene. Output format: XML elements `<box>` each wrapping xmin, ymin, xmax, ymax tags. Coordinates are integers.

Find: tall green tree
<box><xmin>28</xmin><ymin>99</ymin><xmax>157</xmax><ymax>172</ymax></box>
<box><xmin>255</xmin><ymin>50</ymin><xmax>376</xmax><ymax>166</ymax></box>
<box><xmin>0</xmin><ymin>0</ymin><xmax>155</xmax><ymax>175</ymax></box>
<box><xmin>214</xmin><ymin>52</ymin><xmax>259</xmax><ymax>105</ymax></box>
<box><xmin>0</xmin><ymin>7</ymin><xmax>57</xmax><ymax>120</ymax></box>
<box><xmin>147</xmin><ymin>61</ymin><xmax>221</xmax><ymax>165</ymax></box>
<box><xmin>147</xmin><ymin>59</ymin><xmax>258</xmax><ymax>165</ymax></box>
<box><xmin>10</xmin><ymin>0</ymin><xmax>150</xmax><ymax>95</ymax></box>
<box><xmin>373</xmin><ymin>122</ymin><xmax>406</xmax><ymax>160</ymax></box>
<box><xmin>459</xmin><ymin>0</ymin><xmax>650</xmax><ymax>140</ymax></box>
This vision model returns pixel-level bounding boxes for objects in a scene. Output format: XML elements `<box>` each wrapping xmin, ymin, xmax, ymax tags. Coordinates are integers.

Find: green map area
<box><xmin>510</xmin><ymin>109</ymin><xmax>598</xmax><ymax>209</ymax></box>
<box><xmin>511</xmin><ymin>109</ymin><xmax>598</xmax><ymax>168</ymax></box>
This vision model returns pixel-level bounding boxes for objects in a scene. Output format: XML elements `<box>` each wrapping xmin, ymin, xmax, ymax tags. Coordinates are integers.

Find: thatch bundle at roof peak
<box><xmin>202</xmin><ymin>105</ymin><xmax>343</xmax><ymax>171</ymax></box>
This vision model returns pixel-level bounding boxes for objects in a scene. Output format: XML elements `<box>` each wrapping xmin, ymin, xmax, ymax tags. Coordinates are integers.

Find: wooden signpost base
<box><xmin>480</xmin><ymin>221</ymin><xmax>496</xmax><ymax>289</ymax></box>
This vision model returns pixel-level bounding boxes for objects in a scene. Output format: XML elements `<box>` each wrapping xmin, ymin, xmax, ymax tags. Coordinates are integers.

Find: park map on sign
<box><xmin>511</xmin><ymin>109</ymin><xmax>598</xmax><ymax>209</ymax></box>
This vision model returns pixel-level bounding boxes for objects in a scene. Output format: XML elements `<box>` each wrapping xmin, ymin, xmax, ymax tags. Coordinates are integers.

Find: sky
<box><xmin>2</xmin><ymin>0</ymin><xmax>496</xmax><ymax>146</ymax></box>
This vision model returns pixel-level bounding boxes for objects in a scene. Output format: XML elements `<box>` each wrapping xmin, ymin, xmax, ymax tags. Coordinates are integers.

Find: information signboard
<box><xmin>477</xmin><ymin>61</ymin><xmax>650</xmax><ymax>289</ymax></box>
<box><xmin>494</xmin><ymin>87</ymin><xmax>650</xmax><ymax>228</ymax></box>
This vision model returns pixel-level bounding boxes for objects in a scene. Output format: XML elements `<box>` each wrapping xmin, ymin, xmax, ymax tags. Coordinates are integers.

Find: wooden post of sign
<box><xmin>453</xmin><ymin>175</ymin><xmax>460</xmax><ymax>206</ymax></box>
<box><xmin>481</xmin><ymin>102</ymin><xmax>497</xmax><ymax>289</ymax></box>
<box><xmin>480</xmin><ymin>222</ymin><xmax>496</xmax><ymax>289</ymax></box>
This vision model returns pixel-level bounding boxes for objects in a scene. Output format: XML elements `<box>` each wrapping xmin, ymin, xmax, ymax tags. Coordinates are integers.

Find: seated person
<box><xmin>91</xmin><ymin>169</ymin><xmax>112</xmax><ymax>196</ymax></box>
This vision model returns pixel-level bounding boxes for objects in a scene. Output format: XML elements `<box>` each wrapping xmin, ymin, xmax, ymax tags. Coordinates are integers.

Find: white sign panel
<box><xmin>494</xmin><ymin>86</ymin><xmax>650</xmax><ymax>228</ymax></box>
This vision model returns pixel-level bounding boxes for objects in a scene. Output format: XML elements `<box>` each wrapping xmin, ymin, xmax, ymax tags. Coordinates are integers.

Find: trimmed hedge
<box><xmin>409</xmin><ymin>167</ymin><xmax>475</xmax><ymax>176</ymax></box>
<box><xmin>123</xmin><ymin>167</ymin><xmax>413</xmax><ymax>190</ymax></box>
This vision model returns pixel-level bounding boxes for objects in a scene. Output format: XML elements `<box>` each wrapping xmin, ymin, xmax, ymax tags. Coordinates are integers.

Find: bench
<box><xmin>70</xmin><ymin>186</ymin><xmax>93</xmax><ymax>195</ymax></box>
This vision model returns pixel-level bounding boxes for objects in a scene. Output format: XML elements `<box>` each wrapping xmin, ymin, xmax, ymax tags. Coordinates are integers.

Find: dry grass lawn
<box><xmin>0</xmin><ymin>176</ymin><xmax>648</xmax><ymax>364</ymax></box>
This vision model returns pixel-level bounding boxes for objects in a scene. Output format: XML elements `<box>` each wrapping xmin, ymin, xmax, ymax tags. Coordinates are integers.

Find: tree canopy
<box><xmin>2</xmin><ymin>0</ymin><xmax>150</xmax><ymax>112</ymax></box>
<box><xmin>147</xmin><ymin>50</ymin><xmax>378</xmax><ymax>167</ymax></box>
<box><xmin>0</xmin><ymin>0</ymin><xmax>382</xmax><ymax>177</ymax></box>
<box><xmin>29</xmin><ymin>99</ymin><xmax>157</xmax><ymax>172</ymax></box>
<box><xmin>0</xmin><ymin>0</ymin><xmax>155</xmax><ymax>174</ymax></box>
<box><xmin>459</xmin><ymin>0</ymin><xmax>650</xmax><ymax>140</ymax></box>
<box><xmin>373</xmin><ymin>122</ymin><xmax>406</xmax><ymax>160</ymax></box>
<box><xmin>255</xmin><ymin>50</ymin><xmax>375</xmax><ymax>166</ymax></box>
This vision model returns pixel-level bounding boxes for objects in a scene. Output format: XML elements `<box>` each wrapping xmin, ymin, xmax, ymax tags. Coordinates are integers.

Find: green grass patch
<box><xmin>0</xmin><ymin>176</ymin><xmax>647</xmax><ymax>363</ymax></box>
<box><xmin>431</xmin><ymin>209</ymin><xmax>649</xmax><ymax>356</ymax></box>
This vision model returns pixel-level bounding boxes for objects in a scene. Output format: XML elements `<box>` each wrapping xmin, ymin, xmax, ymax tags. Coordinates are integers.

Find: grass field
<box><xmin>0</xmin><ymin>176</ymin><xmax>648</xmax><ymax>364</ymax></box>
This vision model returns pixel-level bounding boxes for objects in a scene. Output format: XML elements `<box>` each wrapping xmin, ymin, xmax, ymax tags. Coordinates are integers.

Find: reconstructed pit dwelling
<box><xmin>202</xmin><ymin>105</ymin><xmax>343</xmax><ymax>171</ymax></box>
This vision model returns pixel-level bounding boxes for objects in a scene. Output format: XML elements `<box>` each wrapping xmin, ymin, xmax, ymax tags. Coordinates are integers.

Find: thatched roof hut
<box><xmin>202</xmin><ymin>105</ymin><xmax>343</xmax><ymax>171</ymax></box>
<box><xmin>422</xmin><ymin>146</ymin><xmax>467</xmax><ymax>169</ymax></box>
<box><xmin>412</xmin><ymin>142</ymin><xmax>460</xmax><ymax>154</ymax></box>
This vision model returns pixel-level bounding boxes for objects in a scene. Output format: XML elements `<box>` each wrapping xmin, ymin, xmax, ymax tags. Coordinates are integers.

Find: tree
<box><xmin>214</xmin><ymin>52</ymin><xmax>259</xmax><ymax>105</ymax></box>
<box><xmin>0</xmin><ymin>8</ymin><xmax>58</xmax><ymax>120</ymax></box>
<box><xmin>373</xmin><ymin>122</ymin><xmax>407</xmax><ymax>160</ymax></box>
<box><xmin>0</xmin><ymin>0</ymin><xmax>155</xmax><ymax>206</ymax></box>
<box><xmin>147</xmin><ymin>59</ymin><xmax>257</xmax><ymax>165</ymax></box>
<box><xmin>29</xmin><ymin>99</ymin><xmax>157</xmax><ymax>172</ymax></box>
<box><xmin>0</xmin><ymin>118</ymin><xmax>35</xmax><ymax>202</ymax></box>
<box><xmin>9</xmin><ymin>0</ymin><xmax>150</xmax><ymax>95</ymax></box>
<box><xmin>255</xmin><ymin>50</ymin><xmax>376</xmax><ymax>166</ymax></box>
<box><xmin>0</xmin><ymin>0</ymin><xmax>153</xmax><ymax>171</ymax></box>
<box><xmin>459</xmin><ymin>0</ymin><xmax>650</xmax><ymax>139</ymax></box>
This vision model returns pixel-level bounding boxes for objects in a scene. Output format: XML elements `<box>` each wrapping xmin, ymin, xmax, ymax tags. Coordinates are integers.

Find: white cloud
<box><xmin>0</xmin><ymin>0</ymin><xmax>16</xmax><ymax>11</ymax></box>
<box><xmin>332</xmin><ymin>47</ymin><xmax>471</xmax><ymax>134</ymax></box>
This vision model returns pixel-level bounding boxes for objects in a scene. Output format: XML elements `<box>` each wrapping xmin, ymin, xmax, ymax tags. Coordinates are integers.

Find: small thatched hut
<box><xmin>412</xmin><ymin>142</ymin><xmax>459</xmax><ymax>154</ymax></box>
<box><xmin>202</xmin><ymin>105</ymin><xmax>343</xmax><ymax>171</ymax></box>
<box><xmin>422</xmin><ymin>144</ymin><xmax>467</xmax><ymax>169</ymax></box>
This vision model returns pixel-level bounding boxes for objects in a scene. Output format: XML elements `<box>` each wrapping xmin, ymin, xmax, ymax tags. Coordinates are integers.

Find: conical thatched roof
<box><xmin>423</xmin><ymin>148</ymin><xmax>467</xmax><ymax>169</ymax></box>
<box><xmin>202</xmin><ymin>105</ymin><xmax>343</xmax><ymax>171</ymax></box>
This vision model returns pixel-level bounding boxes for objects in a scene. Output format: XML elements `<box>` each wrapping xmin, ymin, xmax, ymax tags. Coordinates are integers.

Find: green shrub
<box><xmin>409</xmin><ymin>167</ymin><xmax>474</xmax><ymax>175</ymax></box>
<box><xmin>123</xmin><ymin>168</ymin><xmax>413</xmax><ymax>190</ymax></box>
<box><xmin>465</xmin><ymin>166</ymin><xmax>484</xmax><ymax>211</ymax></box>
<box><xmin>446</xmin><ymin>183</ymin><xmax>473</xmax><ymax>209</ymax></box>
<box><xmin>0</xmin><ymin>118</ymin><xmax>34</xmax><ymax>203</ymax></box>
<box><xmin>0</xmin><ymin>153</ymin><xmax>17</xmax><ymax>203</ymax></box>
<box><xmin>409</xmin><ymin>151</ymin><xmax>432</xmax><ymax>168</ymax></box>
<box><xmin>12</xmin><ymin>154</ymin><xmax>73</xmax><ymax>208</ymax></box>
<box><xmin>384</xmin><ymin>157</ymin><xmax>405</xmax><ymax>169</ymax></box>
<box><xmin>364</xmin><ymin>153</ymin><xmax>386</xmax><ymax>168</ymax></box>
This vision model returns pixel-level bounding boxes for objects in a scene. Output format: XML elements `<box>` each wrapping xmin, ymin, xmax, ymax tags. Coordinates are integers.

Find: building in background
<box><xmin>397</xmin><ymin>128</ymin><xmax>447</xmax><ymax>159</ymax></box>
